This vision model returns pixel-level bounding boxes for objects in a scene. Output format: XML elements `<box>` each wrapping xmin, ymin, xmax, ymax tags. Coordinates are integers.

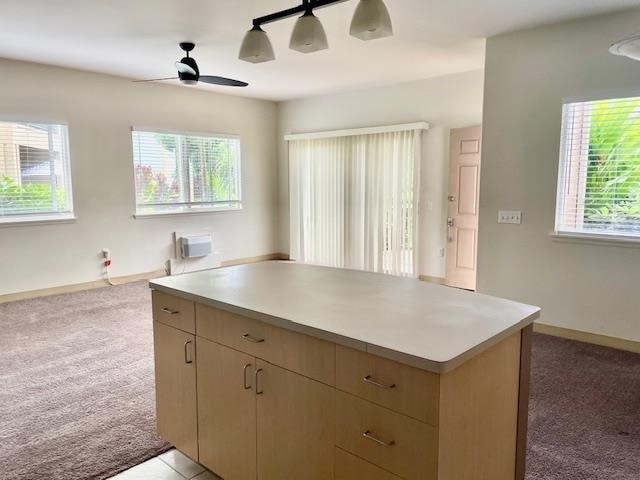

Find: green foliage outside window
<box><xmin>134</xmin><ymin>133</ymin><xmax>238</xmax><ymax>207</ymax></box>
<box><xmin>585</xmin><ymin>99</ymin><xmax>640</xmax><ymax>231</ymax></box>
<box><xmin>0</xmin><ymin>176</ymin><xmax>67</xmax><ymax>214</ymax></box>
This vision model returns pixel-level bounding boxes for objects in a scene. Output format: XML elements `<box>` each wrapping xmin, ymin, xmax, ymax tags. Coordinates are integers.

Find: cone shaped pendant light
<box><xmin>239</xmin><ymin>25</ymin><xmax>275</xmax><ymax>63</ymax></box>
<box><xmin>350</xmin><ymin>0</ymin><xmax>393</xmax><ymax>41</ymax></box>
<box><xmin>290</xmin><ymin>10</ymin><xmax>328</xmax><ymax>53</ymax></box>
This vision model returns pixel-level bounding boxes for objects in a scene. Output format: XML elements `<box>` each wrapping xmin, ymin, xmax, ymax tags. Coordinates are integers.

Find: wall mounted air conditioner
<box><xmin>180</xmin><ymin>234</ymin><xmax>213</xmax><ymax>258</ymax></box>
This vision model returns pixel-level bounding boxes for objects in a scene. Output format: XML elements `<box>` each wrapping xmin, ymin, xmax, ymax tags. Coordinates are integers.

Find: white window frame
<box><xmin>553</xmin><ymin>96</ymin><xmax>640</xmax><ymax>245</ymax></box>
<box><xmin>131</xmin><ymin>127</ymin><xmax>242</xmax><ymax>218</ymax></box>
<box><xmin>0</xmin><ymin>120</ymin><xmax>75</xmax><ymax>226</ymax></box>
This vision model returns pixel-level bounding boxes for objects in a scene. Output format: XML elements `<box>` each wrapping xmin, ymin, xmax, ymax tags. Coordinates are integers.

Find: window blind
<box><xmin>132</xmin><ymin>129</ymin><xmax>241</xmax><ymax>215</ymax></box>
<box><xmin>556</xmin><ymin>96</ymin><xmax>640</xmax><ymax>238</ymax></box>
<box><xmin>0</xmin><ymin>121</ymin><xmax>73</xmax><ymax>221</ymax></box>
<box><xmin>289</xmin><ymin>129</ymin><xmax>421</xmax><ymax>277</ymax></box>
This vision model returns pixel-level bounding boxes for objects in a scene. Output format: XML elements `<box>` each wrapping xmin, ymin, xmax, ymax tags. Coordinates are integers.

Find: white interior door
<box><xmin>445</xmin><ymin>126</ymin><xmax>482</xmax><ymax>290</ymax></box>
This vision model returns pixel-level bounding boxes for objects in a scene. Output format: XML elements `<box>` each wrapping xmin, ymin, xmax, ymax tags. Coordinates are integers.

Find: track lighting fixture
<box><xmin>238</xmin><ymin>0</ymin><xmax>393</xmax><ymax>63</ymax></box>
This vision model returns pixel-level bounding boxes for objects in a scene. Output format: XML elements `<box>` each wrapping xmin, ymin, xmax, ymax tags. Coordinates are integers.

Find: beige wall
<box><xmin>0</xmin><ymin>58</ymin><xmax>278</xmax><ymax>295</ymax></box>
<box><xmin>479</xmin><ymin>8</ymin><xmax>640</xmax><ymax>342</ymax></box>
<box><xmin>277</xmin><ymin>70</ymin><xmax>485</xmax><ymax>279</ymax></box>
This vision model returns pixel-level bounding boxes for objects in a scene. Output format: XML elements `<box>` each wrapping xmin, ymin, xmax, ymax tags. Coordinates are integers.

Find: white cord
<box><xmin>104</xmin><ymin>263</ymin><xmax>116</xmax><ymax>286</ymax></box>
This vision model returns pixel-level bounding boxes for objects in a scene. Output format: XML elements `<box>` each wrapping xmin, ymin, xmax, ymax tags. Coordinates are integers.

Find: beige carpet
<box><xmin>0</xmin><ymin>281</ymin><xmax>169</xmax><ymax>480</ymax></box>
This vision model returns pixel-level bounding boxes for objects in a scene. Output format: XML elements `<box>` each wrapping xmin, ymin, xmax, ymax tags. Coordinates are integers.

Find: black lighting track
<box><xmin>252</xmin><ymin>0</ymin><xmax>350</xmax><ymax>27</ymax></box>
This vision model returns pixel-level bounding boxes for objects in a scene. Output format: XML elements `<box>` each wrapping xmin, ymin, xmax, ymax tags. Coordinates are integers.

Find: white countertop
<box><xmin>150</xmin><ymin>261</ymin><xmax>540</xmax><ymax>373</ymax></box>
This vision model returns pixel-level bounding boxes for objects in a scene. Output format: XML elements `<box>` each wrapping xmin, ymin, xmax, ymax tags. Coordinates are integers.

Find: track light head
<box><xmin>239</xmin><ymin>25</ymin><xmax>275</xmax><ymax>63</ymax></box>
<box><xmin>290</xmin><ymin>10</ymin><xmax>329</xmax><ymax>54</ymax></box>
<box><xmin>350</xmin><ymin>0</ymin><xmax>393</xmax><ymax>41</ymax></box>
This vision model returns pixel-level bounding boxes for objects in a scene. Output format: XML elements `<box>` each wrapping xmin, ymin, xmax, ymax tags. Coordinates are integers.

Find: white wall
<box><xmin>0</xmin><ymin>58</ymin><xmax>278</xmax><ymax>295</ymax></box>
<box><xmin>479</xmin><ymin>8</ymin><xmax>640</xmax><ymax>341</ymax></box>
<box><xmin>277</xmin><ymin>70</ymin><xmax>485</xmax><ymax>278</ymax></box>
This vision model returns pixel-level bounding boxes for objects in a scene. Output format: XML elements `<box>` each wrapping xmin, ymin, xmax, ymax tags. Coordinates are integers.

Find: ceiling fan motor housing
<box><xmin>178</xmin><ymin>56</ymin><xmax>199</xmax><ymax>83</ymax></box>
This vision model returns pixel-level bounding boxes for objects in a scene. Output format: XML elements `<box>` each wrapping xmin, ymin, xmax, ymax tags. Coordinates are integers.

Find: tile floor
<box><xmin>109</xmin><ymin>449</ymin><xmax>221</xmax><ymax>480</ymax></box>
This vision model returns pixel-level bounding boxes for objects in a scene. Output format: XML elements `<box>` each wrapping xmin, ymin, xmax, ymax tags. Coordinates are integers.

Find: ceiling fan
<box><xmin>135</xmin><ymin>42</ymin><xmax>248</xmax><ymax>87</ymax></box>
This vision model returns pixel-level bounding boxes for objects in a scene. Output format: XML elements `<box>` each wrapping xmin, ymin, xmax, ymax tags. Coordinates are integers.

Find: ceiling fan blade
<box><xmin>175</xmin><ymin>61</ymin><xmax>197</xmax><ymax>75</ymax></box>
<box><xmin>133</xmin><ymin>77</ymin><xmax>179</xmax><ymax>83</ymax></box>
<box><xmin>199</xmin><ymin>75</ymin><xmax>248</xmax><ymax>87</ymax></box>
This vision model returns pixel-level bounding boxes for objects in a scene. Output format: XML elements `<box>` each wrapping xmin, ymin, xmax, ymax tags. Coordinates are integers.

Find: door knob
<box><xmin>447</xmin><ymin>217</ymin><xmax>454</xmax><ymax>242</ymax></box>
<box><xmin>448</xmin><ymin>195</ymin><xmax>455</xmax><ymax>202</ymax></box>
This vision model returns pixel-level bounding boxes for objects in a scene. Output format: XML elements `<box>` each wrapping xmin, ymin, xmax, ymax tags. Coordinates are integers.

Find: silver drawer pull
<box><xmin>254</xmin><ymin>368</ymin><xmax>264</xmax><ymax>395</ymax></box>
<box><xmin>242</xmin><ymin>333</ymin><xmax>265</xmax><ymax>343</ymax></box>
<box><xmin>363</xmin><ymin>375</ymin><xmax>396</xmax><ymax>389</ymax></box>
<box><xmin>184</xmin><ymin>340</ymin><xmax>193</xmax><ymax>364</ymax></box>
<box><xmin>161</xmin><ymin>307</ymin><xmax>179</xmax><ymax>315</ymax></box>
<box><xmin>363</xmin><ymin>430</ymin><xmax>395</xmax><ymax>447</ymax></box>
<box><xmin>243</xmin><ymin>363</ymin><xmax>252</xmax><ymax>390</ymax></box>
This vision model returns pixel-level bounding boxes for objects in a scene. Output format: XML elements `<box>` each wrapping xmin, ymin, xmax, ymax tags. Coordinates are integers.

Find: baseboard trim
<box><xmin>419</xmin><ymin>275</ymin><xmax>446</xmax><ymax>285</ymax></box>
<box><xmin>221</xmin><ymin>252</ymin><xmax>290</xmax><ymax>267</ymax></box>
<box><xmin>0</xmin><ymin>269</ymin><xmax>167</xmax><ymax>304</ymax></box>
<box><xmin>534</xmin><ymin>323</ymin><xmax>640</xmax><ymax>354</ymax></box>
<box><xmin>0</xmin><ymin>253</ymin><xmax>291</xmax><ymax>304</ymax></box>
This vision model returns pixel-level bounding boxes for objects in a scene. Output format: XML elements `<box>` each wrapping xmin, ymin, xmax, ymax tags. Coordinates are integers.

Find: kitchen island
<box><xmin>150</xmin><ymin>261</ymin><xmax>540</xmax><ymax>480</ymax></box>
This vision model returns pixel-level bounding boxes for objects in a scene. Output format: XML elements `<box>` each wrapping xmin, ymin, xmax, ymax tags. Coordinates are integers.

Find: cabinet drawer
<box><xmin>336</xmin><ymin>391</ymin><xmax>437</xmax><ymax>480</ymax></box>
<box><xmin>335</xmin><ymin>448</ymin><xmax>403</xmax><ymax>480</ymax></box>
<box><xmin>152</xmin><ymin>290</ymin><xmax>195</xmax><ymax>334</ymax></box>
<box><xmin>196</xmin><ymin>304</ymin><xmax>335</xmax><ymax>385</ymax></box>
<box><xmin>336</xmin><ymin>345</ymin><xmax>439</xmax><ymax>425</ymax></box>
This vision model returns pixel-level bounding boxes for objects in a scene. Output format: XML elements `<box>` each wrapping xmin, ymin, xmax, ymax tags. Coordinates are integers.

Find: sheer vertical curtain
<box><xmin>289</xmin><ymin>129</ymin><xmax>421</xmax><ymax>277</ymax></box>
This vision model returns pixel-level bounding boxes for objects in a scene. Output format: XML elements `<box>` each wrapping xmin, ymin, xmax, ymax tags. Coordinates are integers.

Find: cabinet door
<box><xmin>256</xmin><ymin>359</ymin><xmax>335</xmax><ymax>480</ymax></box>
<box><xmin>198</xmin><ymin>338</ymin><xmax>257</xmax><ymax>480</ymax></box>
<box><xmin>153</xmin><ymin>321</ymin><xmax>198</xmax><ymax>460</ymax></box>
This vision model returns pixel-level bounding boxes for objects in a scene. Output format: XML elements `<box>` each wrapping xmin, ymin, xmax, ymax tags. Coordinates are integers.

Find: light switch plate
<box><xmin>498</xmin><ymin>210</ymin><xmax>522</xmax><ymax>224</ymax></box>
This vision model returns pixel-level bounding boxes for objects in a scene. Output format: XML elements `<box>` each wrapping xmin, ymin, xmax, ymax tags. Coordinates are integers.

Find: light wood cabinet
<box><xmin>335</xmin><ymin>448</ymin><xmax>403</xmax><ymax>480</ymax></box>
<box><xmin>197</xmin><ymin>338</ymin><xmax>256</xmax><ymax>480</ymax></box>
<box><xmin>153</xmin><ymin>290</ymin><xmax>195</xmax><ymax>333</ymax></box>
<box><xmin>152</xmin><ymin>321</ymin><xmax>198</xmax><ymax>460</ymax></box>
<box><xmin>196</xmin><ymin>303</ymin><xmax>335</xmax><ymax>385</ymax></box>
<box><xmin>256</xmin><ymin>359</ymin><xmax>335</xmax><ymax>480</ymax></box>
<box><xmin>153</xmin><ymin>293</ymin><xmax>530</xmax><ymax>480</ymax></box>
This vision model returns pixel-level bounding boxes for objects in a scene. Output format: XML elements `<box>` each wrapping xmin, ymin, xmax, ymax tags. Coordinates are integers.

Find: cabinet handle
<box><xmin>243</xmin><ymin>363</ymin><xmax>252</xmax><ymax>390</ymax></box>
<box><xmin>184</xmin><ymin>340</ymin><xmax>193</xmax><ymax>364</ymax></box>
<box><xmin>254</xmin><ymin>368</ymin><xmax>264</xmax><ymax>395</ymax></box>
<box><xmin>363</xmin><ymin>375</ymin><xmax>396</xmax><ymax>389</ymax></box>
<box><xmin>242</xmin><ymin>333</ymin><xmax>265</xmax><ymax>343</ymax></box>
<box><xmin>161</xmin><ymin>307</ymin><xmax>179</xmax><ymax>315</ymax></box>
<box><xmin>363</xmin><ymin>430</ymin><xmax>395</xmax><ymax>447</ymax></box>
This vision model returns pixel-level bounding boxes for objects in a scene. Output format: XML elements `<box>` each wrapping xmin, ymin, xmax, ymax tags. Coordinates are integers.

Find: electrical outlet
<box><xmin>438</xmin><ymin>247</ymin><xmax>445</xmax><ymax>257</ymax></box>
<box><xmin>498</xmin><ymin>210</ymin><xmax>522</xmax><ymax>224</ymax></box>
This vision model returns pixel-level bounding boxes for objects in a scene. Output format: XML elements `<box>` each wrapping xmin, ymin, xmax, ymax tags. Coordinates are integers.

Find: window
<box><xmin>289</xmin><ymin>128</ymin><xmax>421</xmax><ymax>277</ymax></box>
<box><xmin>132</xmin><ymin>129</ymin><xmax>241</xmax><ymax>215</ymax></box>
<box><xmin>0</xmin><ymin>121</ymin><xmax>73</xmax><ymax>223</ymax></box>
<box><xmin>556</xmin><ymin>96</ymin><xmax>640</xmax><ymax>240</ymax></box>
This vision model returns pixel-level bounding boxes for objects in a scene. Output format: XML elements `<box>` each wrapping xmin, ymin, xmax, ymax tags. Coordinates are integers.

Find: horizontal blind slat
<box><xmin>132</xmin><ymin>130</ymin><xmax>241</xmax><ymax>214</ymax></box>
<box><xmin>0</xmin><ymin>121</ymin><xmax>73</xmax><ymax>218</ymax></box>
<box><xmin>556</xmin><ymin>96</ymin><xmax>640</xmax><ymax>237</ymax></box>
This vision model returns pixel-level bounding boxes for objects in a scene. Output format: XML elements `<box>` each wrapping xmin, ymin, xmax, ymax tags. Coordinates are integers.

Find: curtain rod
<box><xmin>284</xmin><ymin>122</ymin><xmax>429</xmax><ymax>141</ymax></box>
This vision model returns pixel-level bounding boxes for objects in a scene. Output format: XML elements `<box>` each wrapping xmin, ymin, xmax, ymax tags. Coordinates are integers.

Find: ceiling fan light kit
<box><xmin>609</xmin><ymin>34</ymin><xmax>640</xmax><ymax>61</ymax></box>
<box><xmin>239</xmin><ymin>0</ymin><xmax>393</xmax><ymax>63</ymax></box>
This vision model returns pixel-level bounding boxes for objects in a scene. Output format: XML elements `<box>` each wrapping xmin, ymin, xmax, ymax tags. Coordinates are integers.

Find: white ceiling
<box><xmin>0</xmin><ymin>0</ymin><xmax>638</xmax><ymax>101</ymax></box>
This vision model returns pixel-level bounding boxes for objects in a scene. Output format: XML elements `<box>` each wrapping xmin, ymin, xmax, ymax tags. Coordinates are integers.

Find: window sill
<box><xmin>0</xmin><ymin>214</ymin><xmax>77</xmax><ymax>227</ymax></box>
<box><xmin>550</xmin><ymin>231</ymin><xmax>640</xmax><ymax>247</ymax></box>
<box><xmin>133</xmin><ymin>207</ymin><xmax>243</xmax><ymax>219</ymax></box>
